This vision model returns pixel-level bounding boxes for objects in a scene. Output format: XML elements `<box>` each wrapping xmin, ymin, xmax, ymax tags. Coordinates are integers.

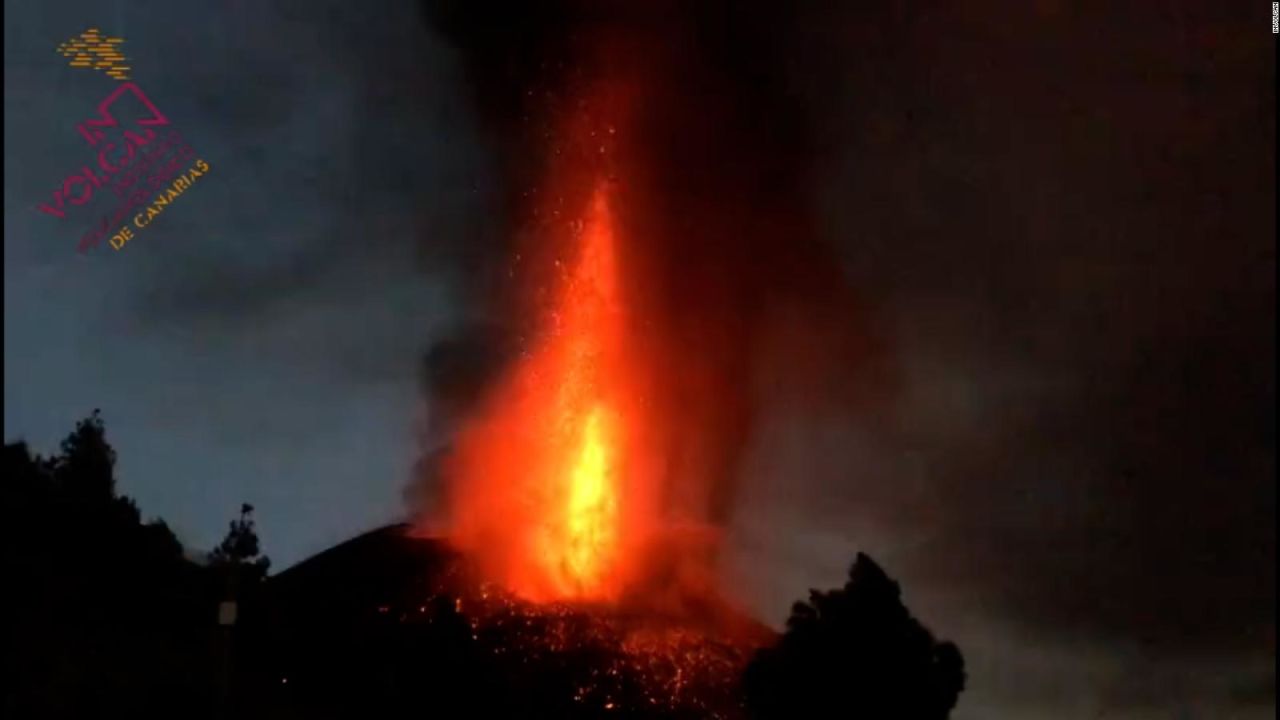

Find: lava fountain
<box><xmin>528</xmin><ymin>185</ymin><xmax>625</xmax><ymax>599</ymax></box>
<box><xmin>441</xmin><ymin>169</ymin><xmax>651</xmax><ymax>603</ymax></box>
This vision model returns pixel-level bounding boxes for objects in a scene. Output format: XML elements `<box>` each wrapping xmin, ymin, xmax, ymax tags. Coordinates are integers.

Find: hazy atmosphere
<box><xmin>6</xmin><ymin>2</ymin><xmax>1273</xmax><ymax>718</ymax></box>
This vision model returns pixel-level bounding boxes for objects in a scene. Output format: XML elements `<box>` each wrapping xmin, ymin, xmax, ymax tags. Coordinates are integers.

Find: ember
<box><xmin>388</xmin><ymin>553</ymin><xmax>771</xmax><ymax>720</ymax></box>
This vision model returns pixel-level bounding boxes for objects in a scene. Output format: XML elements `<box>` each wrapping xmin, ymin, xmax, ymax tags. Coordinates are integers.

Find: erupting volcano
<box><xmin>403</xmin><ymin>3</ymin><xmax>868</xmax><ymax>714</ymax></box>
<box><xmin>406</xmin><ymin>125</ymin><xmax>770</xmax><ymax>716</ymax></box>
<box><xmin>396</xmin><ymin>49</ymin><xmax>789</xmax><ymax>705</ymax></box>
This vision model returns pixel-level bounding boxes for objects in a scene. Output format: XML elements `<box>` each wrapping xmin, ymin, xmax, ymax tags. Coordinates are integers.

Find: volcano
<box><xmin>381</xmin><ymin>7</ymin><xmax>849</xmax><ymax>717</ymax></box>
<box><xmin>243</xmin><ymin>524</ymin><xmax>775</xmax><ymax>719</ymax></box>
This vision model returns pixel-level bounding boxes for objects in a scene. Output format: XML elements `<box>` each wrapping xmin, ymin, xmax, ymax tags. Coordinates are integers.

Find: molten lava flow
<box><xmin>446</xmin><ymin>184</ymin><xmax>634</xmax><ymax>602</ymax></box>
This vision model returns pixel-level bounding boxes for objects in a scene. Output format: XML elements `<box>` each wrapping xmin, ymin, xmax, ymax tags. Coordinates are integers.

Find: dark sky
<box><xmin>4</xmin><ymin>1</ymin><xmax>1274</xmax><ymax>718</ymax></box>
<box><xmin>5</xmin><ymin>0</ymin><xmax>494</xmax><ymax>563</ymax></box>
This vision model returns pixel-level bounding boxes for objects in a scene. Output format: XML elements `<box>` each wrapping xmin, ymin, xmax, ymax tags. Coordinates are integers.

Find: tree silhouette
<box><xmin>210</xmin><ymin>503</ymin><xmax>271</xmax><ymax>584</ymax></box>
<box><xmin>742</xmin><ymin>553</ymin><xmax>966</xmax><ymax>719</ymax></box>
<box><xmin>53</xmin><ymin>408</ymin><xmax>117</xmax><ymax>499</ymax></box>
<box><xmin>5</xmin><ymin>411</ymin><xmax>212</xmax><ymax>717</ymax></box>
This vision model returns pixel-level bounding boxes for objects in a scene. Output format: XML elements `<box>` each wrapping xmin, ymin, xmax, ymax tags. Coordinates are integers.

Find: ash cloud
<box><xmin>723</xmin><ymin>2</ymin><xmax>1274</xmax><ymax>717</ymax></box>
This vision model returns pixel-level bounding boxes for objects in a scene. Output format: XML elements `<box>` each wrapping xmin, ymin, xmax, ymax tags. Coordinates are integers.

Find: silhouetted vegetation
<box><xmin>210</xmin><ymin>502</ymin><xmax>271</xmax><ymax>590</ymax></box>
<box><xmin>743</xmin><ymin>553</ymin><xmax>966</xmax><ymax>719</ymax></box>
<box><xmin>3</xmin><ymin>411</ymin><xmax>267</xmax><ymax>719</ymax></box>
<box><xmin>5</xmin><ymin>412</ymin><xmax>964</xmax><ymax>718</ymax></box>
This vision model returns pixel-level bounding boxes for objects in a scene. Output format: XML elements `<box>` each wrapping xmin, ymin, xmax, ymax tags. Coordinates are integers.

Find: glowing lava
<box><xmin>558</xmin><ymin>405</ymin><xmax>618</xmax><ymax>591</ymax></box>
<box><xmin>536</xmin><ymin>187</ymin><xmax>624</xmax><ymax>598</ymax></box>
<box><xmin>444</xmin><ymin>183</ymin><xmax>637</xmax><ymax>602</ymax></box>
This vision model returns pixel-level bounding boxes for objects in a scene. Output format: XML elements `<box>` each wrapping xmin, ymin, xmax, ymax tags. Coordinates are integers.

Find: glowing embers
<box><xmin>451</xmin><ymin>584</ymin><xmax>759</xmax><ymax>719</ymax></box>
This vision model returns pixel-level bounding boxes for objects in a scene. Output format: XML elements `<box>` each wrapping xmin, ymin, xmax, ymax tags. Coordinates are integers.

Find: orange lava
<box><xmin>533</xmin><ymin>187</ymin><xmax>624</xmax><ymax>597</ymax></box>
<box><xmin>444</xmin><ymin>182</ymin><xmax>642</xmax><ymax>602</ymax></box>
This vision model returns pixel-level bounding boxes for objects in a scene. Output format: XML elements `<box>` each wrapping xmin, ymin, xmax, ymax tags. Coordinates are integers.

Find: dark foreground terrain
<box><xmin>240</xmin><ymin>524</ymin><xmax>769</xmax><ymax>719</ymax></box>
<box><xmin>5</xmin><ymin>418</ymin><xmax>965</xmax><ymax>719</ymax></box>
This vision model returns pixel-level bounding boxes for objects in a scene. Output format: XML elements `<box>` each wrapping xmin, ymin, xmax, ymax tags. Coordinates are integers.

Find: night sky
<box><xmin>4</xmin><ymin>2</ymin><xmax>1274</xmax><ymax>718</ymax></box>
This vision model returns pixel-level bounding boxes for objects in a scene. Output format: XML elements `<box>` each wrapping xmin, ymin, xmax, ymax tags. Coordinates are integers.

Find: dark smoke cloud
<box><xmin>720</xmin><ymin>2</ymin><xmax>1274</xmax><ymax>717</ymax></box>
<box><xmin>804</xmin><ymin>0</ymin><xmax>1276</xmax><ymax>651</ymax></box>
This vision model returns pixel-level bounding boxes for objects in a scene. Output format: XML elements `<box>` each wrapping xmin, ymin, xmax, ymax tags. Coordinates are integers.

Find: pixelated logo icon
<box><xmin>56</xmin><ymin>28</ymin><xmax>130</xmax><ymax>80</ymax></box>
<box><xmin>74</xmin><ymin>82</ymin><xmax>170</xmax><ymax>147</ymax></box>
